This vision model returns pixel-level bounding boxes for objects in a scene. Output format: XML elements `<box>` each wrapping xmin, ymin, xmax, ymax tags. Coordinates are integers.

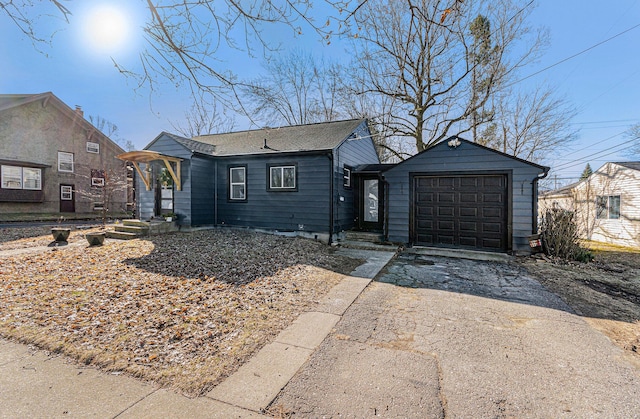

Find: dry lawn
<box><xmin>521</xmin><ymin>244</ymin><xmax>640</xmax><ymax>366</ymax></box>
<box><xmin>0</xmin><ymin>227</ymin><xmax>361</xmax><ymax>396</ymax></box>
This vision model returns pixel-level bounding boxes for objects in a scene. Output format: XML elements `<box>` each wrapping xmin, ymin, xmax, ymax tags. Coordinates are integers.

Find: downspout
<box><xmin>382</xmin><ymin>176</ymin><xmax>389</xmax><ymax>242</ymax></box>
<box><xmin>329</xmin><ymin>151</ymin><xmax>335</xmax><ymax>245</ymax></box>
<box><xmin>214</xmin><ymin>160</ymin><xmax>218</xmax><ymax>225</ymax></box>
<box><xmin>533</xmin><ymin>168</ymin><xmax>550</xmax><ymax>233</ymax></box>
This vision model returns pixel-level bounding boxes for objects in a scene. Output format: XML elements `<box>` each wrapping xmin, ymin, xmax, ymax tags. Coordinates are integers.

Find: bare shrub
<box><xmin>540</xmin><ymin>208</ymin><xmax>593</xmax><ymax>262</ymax></box>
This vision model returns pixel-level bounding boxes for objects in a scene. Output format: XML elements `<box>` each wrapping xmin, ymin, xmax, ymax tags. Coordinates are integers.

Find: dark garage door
<box><xmin>413</xmin><ymin>175</ymin><xmax>508</xmax><ymax>252</ymax></box>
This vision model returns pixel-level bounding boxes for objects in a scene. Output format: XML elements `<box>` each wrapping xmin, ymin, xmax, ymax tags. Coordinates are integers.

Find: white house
<box><xmin>539</xmin><ymin>162</ymin><xmax>640</xmax><ymax>248</ymax></box>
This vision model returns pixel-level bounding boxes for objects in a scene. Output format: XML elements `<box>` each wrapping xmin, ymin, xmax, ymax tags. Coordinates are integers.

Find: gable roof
<box><xmin>613</xmin><ymin>161</ymin><xmax>640</xmax><ymax>171</ymax></box>
<box><xmin>189</xmin><ymin>119</ymin><xmax>367</xmax><ymax>156</ymax></box>
<box><xmin>0</xmin><ymin>92</ymin><xmax>125</xmax><ymax>154</ymax></box>
<box><xmin>388</xmin><ymin>136</ymin><xmax>549</xmax><ymax>173</ymax></box>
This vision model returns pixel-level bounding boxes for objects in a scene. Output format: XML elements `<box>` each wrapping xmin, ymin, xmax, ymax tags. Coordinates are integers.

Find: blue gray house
<box><xmin>119</xmin><ymin>120</ymin><xmax>548</xmax><ymax>254</ymax></box>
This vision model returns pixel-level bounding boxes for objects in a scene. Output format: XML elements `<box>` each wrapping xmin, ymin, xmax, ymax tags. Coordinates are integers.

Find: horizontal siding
<box><xmin>384</xmin><ymin>140</ymin><xmax>545</xmax><ymax>253</ymax></box>
<box><xmin>190</xmin><ymin>156</ymin><xmax>215</xmax><ymax>226</ymax></box>
<box><xmin>334</xmin><ymin>121</ymin><xmax>380</xmax><ymax>232</ymax></box>
<box><xmin>216</xmin><ymin>154</ymin><xmax>332</xmax><ymax>233</ymax></box>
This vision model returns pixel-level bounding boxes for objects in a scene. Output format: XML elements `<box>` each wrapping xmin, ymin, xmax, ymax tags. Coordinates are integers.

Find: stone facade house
<box><xmin>0</xmin><ymin>92</ymin><xmax>129</xmax><ymax>218</ymax></box>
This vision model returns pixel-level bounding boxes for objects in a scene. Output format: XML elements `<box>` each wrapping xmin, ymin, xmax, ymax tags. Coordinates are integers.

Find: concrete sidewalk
<box><xmin>0</xmin><ymin>248</ymin><xmax>396</xmax><ymax>418</ymax></box>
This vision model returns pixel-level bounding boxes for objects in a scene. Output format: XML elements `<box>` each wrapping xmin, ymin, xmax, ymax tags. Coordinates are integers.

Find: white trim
<box><xmin>91</xmin><ymin>177</ymin><xmax>105</xmax><ymax>186</ymax></box>
<box><xmin>58</xmin><ymin>151</ymin><xmax>74</xmax><ymax>172</ymax></box>
<box><xmin>61</xmin><ymin>185</ymin><xmax>73</xmax><ymax>200</ymax></box>
<box><xmin>86</xmin><ymin>142</ymin><xmax>100</xmax><ymax>153</ymax></box>
<box><xmin>269</xmin><ymin>165</ymin><xmax>296</xmax><ymax>189</ymax></box>
<box><xmin>229</xmin><ymin>166</ymin><xmax>246</xmax><ymax>200</ymax></box>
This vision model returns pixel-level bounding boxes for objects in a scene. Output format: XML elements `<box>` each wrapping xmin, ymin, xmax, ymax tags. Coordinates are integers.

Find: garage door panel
<box><xmin>414</xmin><ymin>174</ymin><xmax>508</xmax><ymax>252</ymax></box>
<box><xmin>459</xmin><ymin>236</ymin><xmax>478</xmax><ymax>247</ymax></box>
<box><xmin>460</xmin><ymin>207</ymin><xmax>478</xmax><ymax>217</ymax></box>
<box><xmin>437</xmin><ymin>206</ymin><xmax>454</xmax><ymax>217</ymax></box>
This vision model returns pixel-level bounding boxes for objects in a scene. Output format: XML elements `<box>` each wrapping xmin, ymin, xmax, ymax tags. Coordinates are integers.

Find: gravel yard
<box><xmin>0</xmin><ymin>227</ymin><xmax>361</xmax><ymax>396</ymax></box>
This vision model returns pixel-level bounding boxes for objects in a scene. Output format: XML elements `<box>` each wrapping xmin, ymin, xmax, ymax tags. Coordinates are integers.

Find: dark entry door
<box><xmin>60</xmin><ymin>184</ymin><xmax>75</xmax><ymax>213</ymax></box>
<box><xmin>413</xmin><ymin>174</ymin><xmax>508</xmax><ymax>252</ymax></box>
<box><xmin>358</xmin><ymin>176</ymin><xmax>384</xmax><ymax>231</ymax></box>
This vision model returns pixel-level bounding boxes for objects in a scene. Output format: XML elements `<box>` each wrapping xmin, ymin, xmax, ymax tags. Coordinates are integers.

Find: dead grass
<box><xmin>0</xmin><ymin>228</ymin><xmax>361</xmax><ymax>396</ymax></box>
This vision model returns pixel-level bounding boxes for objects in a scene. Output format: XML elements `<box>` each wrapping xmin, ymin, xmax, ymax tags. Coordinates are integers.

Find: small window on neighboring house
<box><xmin>61</xmin><ymin>185</ymin><xmax>73</xmax><ymax>200</ymax></box>
<box><xmin>86</xmin><ymin>142</ymin><xmax>100</xmax><ymax>153</ymax></box>
<box><xmin>1</xmin><ymin>165</ymin><xmax>23</xmax><ymax>189</ymax></box>
<box><xmin>1</xmin><ymin>165</ymin><xmax>42</xmax><ymax>190</ymax></box>
<box><xmin>91</xmin><ymin>169</ymin><xmax>105</xmax><ymax>187</ymax></box>
<box><xmin>596</xmin><ymin>195</ymin><xmax>621</xmax><ymax>219</ymax></box>
<box><xmin>229</xmin><ymin>166</ymin><xmax>246</xmax><ymax>200</ymax></box>
<box><xmin>268</xmin><ymin>164</ymin><xmax>296</xmax><ymax>190</ymax></box>
<box><xmin>58</xmin><ymin>152</ymin><xmax>74</xmax><ymax>172</ymax></box>
<box><xmin>343</xmin><ymin>166</ymin><xmax>352</xmax><ymax>188</ymax></box>
<box><xmin>23</xmin><ymin>168</ymin><xmax>41</xmax><ymax>190</ymax></box>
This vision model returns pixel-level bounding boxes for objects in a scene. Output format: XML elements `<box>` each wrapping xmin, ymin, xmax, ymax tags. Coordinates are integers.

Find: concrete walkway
<box><xmin>0</xmin><ymin>248</ymin><xmax>396</xmax><ymax>418</ymax></box>
<box><xmin>272</xmin><ymin>253</ymin><xmax>640</xmax><ymax>417</ymax></box>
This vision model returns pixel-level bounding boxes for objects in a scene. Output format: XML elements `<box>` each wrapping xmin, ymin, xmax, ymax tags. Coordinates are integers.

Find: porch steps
<box><xmin>106</xmin><ymin>219</ymin><xmax>150</xmax><ymax>240</ymax></box>
<box><xmin>339</xmin><ymin>231</ymin><xmax>398</xmax><ymax>251</ymax></box>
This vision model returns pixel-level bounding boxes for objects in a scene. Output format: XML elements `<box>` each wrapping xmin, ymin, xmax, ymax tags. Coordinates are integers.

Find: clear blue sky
<box><xmin>1</xmin><ymin>1</ymin><xmax>638</xmax><ymax>186</ymax></box>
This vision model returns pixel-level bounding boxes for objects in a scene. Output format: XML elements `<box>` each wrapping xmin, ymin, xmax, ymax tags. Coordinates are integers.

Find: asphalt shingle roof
<box><xmin>614</xmin><ymin>162</ymin><xmax>640</xmax><ymax>171</ymax></box>
<box><xmin>190</xmin><ymin>119</ymin><xmax>366</xmax><ymax>156</ymax></box>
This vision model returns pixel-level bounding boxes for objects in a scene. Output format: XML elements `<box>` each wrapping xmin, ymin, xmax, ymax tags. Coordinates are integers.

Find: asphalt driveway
<box><xmin>271</xmin><ymin>253</ymin><xmax>640</xmax><ymax>418</ymax></box>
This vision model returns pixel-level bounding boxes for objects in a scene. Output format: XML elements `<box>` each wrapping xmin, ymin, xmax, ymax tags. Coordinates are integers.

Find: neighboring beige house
<box><xmin>539</xmin><ymin>162</ymin><xmax>640</xmax><ymax>248</ymax></box>
<box><xmin>0</xmin><ymin>92</ymin><xmax>129</xmax><ymax>219</ymax></box>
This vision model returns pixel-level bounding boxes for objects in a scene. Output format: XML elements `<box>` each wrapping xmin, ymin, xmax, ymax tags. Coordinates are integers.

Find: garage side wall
<box><xmin>384</xmin><ymin>141</ymin><xmax>545</xmax><ymax>254</ymax></box>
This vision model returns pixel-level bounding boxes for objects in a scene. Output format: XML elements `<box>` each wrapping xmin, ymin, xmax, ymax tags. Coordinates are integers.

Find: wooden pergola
<box><xmin>117</xmin><ymin>151</ymin><xmax>183</xmax><ymax>191</ymax></box>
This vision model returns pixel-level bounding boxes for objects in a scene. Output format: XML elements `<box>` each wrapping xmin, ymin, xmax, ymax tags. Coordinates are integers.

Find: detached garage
<box><xmin>378</xmin><ymin>138</ymin><xmax>548</xmax><ymax>254</ymax></box>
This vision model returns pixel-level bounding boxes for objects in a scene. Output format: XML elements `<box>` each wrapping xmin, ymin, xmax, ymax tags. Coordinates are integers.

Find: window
<box><xmin>23</xmin><ymin>168</ymin><xmax>41</xmax><ymax>190</ymax></box>
<box><xmin>1</xmin><ymin>165</ymin><xmax>41</xmax><ymax>190</ymax></box>
<box><xmin>596</xmin><ymin>195</ymin><xmax>621</xmax><ymax>219</ymax></box>
<box><xmin>1</xmin><ymin>165</ymin><xmax>22</xmax><ymax>189</ymax></box>
<box><xmin>229</xmin><ymin>166</ymin><xmax>246</xmax><ymax>200</ymax></box>
<box><xmin>86</xmin><ymin>142</ymin><xmax>100</xmax><ymax>153</ymax></box>
<box><xmin>91</xmin><ymin>169</ymin><xmax>105</xmax><ymax>187</ymax></box>
<box><xmin>58</xmin><ymin>152</ymin><xmax>74</xmax><ymax>172</ymax></box>
<box><xmin>61</xmin><ymin>185</ymin><xmax>73</xmax><ymax>200</ymax></box>
<box><xmin>269</xmin><ymin>165</ymin><xmax>296</xmax><ymax>190</ymax></box>
<box><xmin>343</xmin><ymin>166</ymin><xmax>352</xmax><ymax>188</ymax></box>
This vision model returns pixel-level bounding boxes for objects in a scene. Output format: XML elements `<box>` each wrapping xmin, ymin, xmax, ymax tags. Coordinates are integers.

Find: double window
<box><xmin>596</xmin><ymin>195</ymin><xmax>621</xmax><ymax>219</ymax></box>
<box><xmin>1</xmin><ymin>165</ymin><xmax>41</xmax><ymax>190</ymax></box>
<box><xmin>269</xmin><ymin>164</ymin><xmax>296</xmax><ymax>190</ymax></box>
<box><xmin>58</xmin><ymin>151</ymin><xmax>74</xmax><ymax>172</ymax></box>
<box><xmin>229</xmin><ymin>166</ymin><xmax>246</xmax><ymax>201</ymax></box>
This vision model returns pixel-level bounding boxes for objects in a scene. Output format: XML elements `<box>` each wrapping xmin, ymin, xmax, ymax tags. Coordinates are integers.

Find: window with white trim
<box><xmin>596</xmin><ymin>195</ymin><xmax>621</xmax><ymax>219</ymax></box>
<box><xmin>58</xmin><ymin>152</ymin><xmax>74</xmax><ymax>172</ymax></box>
<box><xmin>1</xmin><ymin>165</ymin><xmax>42</xmax><ymax>190</ymax></box>
<box><xmin>91</xmin><ymin>169</ymin><xmax>105</xmax><ymax>187</ymax></box>
<box><xmin>343</xmin><ymin>166</ymin><xmax>352</xmax><ymax>188</ymax></box>
<box><xmin>269</xmin><ymin>165</ymin><xmax>296</xmax><ymax>190</ymax></box>
<box><xmin>229</xmin><ymin>166</ymin><xmax>246</xmax><ymax>200</ymax></box>
<box><xmin>86</xmin><ymin>142</ymin><xmax>100</xmax><ymax>153</ymax></box>
<box><xmin>61</xmin><ymin>185</ymin><xmax>73</xmax><ymax>200</ymax></box>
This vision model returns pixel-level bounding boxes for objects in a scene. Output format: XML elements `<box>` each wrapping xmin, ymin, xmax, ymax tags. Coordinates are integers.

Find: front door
<box><xmin>357</xmin><ymin>176</ymin><xmax>384</xmax><ymax>231</ymax></box>
<box><xmin>60</xmin><ymin>184</ymin><xmax>75</xmax><ymax>213</ymax></box>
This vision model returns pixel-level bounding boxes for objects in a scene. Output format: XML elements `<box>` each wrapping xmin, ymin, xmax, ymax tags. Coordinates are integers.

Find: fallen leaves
<box><xmin>0</xmin><ymin>228</ymin><xmax>361</xmax><ymax>395</ymax></box>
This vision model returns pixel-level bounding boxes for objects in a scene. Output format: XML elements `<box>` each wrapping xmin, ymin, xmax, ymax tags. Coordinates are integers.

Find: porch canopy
<box><xmin>117</xmin><ymin>150</ymin><xmax>183</xmax><ymax>191</ymax></box>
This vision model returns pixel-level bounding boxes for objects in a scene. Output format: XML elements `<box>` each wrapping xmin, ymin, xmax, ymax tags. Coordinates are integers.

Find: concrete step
<box><xmin>106</xmin><ymin>231</ymin><xmax>140</xmax><ymax>240</ymax></box>
<box><xmin>115</xmin><ymin>225</ymin><xmax>149</xmax><ymax>235</ymax></box>
<box><xmin>339</xmin><ymin>240</ymin><xmax>398</xmax><ymax>252</ymax></box>
<box><xmin>344</xmin><ymin>231</ymin><xmax>384</xmax><ymax>243</ymax></box>
<box><xmin>123</xmin><ymin>219</ymin><xmax>150</xmax><ymax>228</ymax></box>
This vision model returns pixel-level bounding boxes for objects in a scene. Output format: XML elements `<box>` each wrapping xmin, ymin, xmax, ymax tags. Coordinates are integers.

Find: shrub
<box><xmin>539</xmin><ymin>208</ymin><xmax>593</xmax><ymax>262</ymax></box>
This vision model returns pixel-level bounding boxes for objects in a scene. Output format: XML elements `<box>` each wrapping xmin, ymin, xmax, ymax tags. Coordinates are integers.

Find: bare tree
<box><xmin>241</xmin><ymin>50</ymin><xmax>350</xmax><ymax>126</ymax></box>
<box><xmin>627</xmin><ymin>123</ymin><xmax>640</xmax><ymax>157</ymax></box>
<box><xmin>171</xmin><ymin>95</ymin><xmax>235</xmax><ymax>137</ymax></box>
<box><xmin>89</xmin><ymin>115</ymin><xmax>136</xmax><ymax>151</ymax></box>
<box><xmin>477</xmin><ymin>86</ymin><xmax>578</xmax><ymax>162</ymax></box>
<box><xmin>3</xmin><ymin>1</ymin><xmax>363</xmax><ymax>101</ymax></box>
<box><xmin>347</xmin><ymin>0</ymin><xmax>546</xmax><ymax>153</ymax></box>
